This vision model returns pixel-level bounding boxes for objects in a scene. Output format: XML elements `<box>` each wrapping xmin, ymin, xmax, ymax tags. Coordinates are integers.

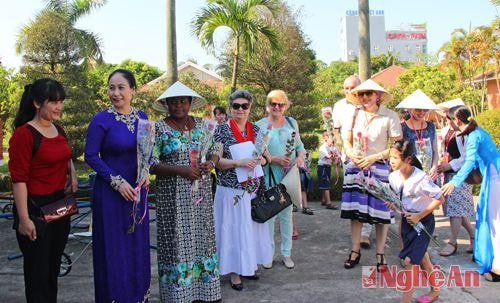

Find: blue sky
<box><xmin>0</xmin><ymin>0</ymin><xmax>497</xmax><ymax>71</ymax></box>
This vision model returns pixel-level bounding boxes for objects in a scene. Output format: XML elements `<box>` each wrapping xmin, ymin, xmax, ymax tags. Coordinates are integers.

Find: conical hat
<box><xmin>437</xmin><ymin>98</ymin><xmax>465</xmax><ymax>110</ymax></box>
<box><xmin>396</xmin><ymin>89</ymin><xmax>439</xmax><ymax>110</ymax></box>
<box><xmin>346</xmin><ymin>79</ymin><xmax>393</xmax><ymax>105</ymax></box>
<box><xmin>153</xmin><ymin>81</ymin><xmax>206</xmax><ymax>112</ymax></box>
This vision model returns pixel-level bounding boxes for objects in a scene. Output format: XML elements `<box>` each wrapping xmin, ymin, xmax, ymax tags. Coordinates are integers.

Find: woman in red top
<box><xmin>8</xmin><ymin>78</ymin><xmax>76</xmax><ymax>303</ymax></box>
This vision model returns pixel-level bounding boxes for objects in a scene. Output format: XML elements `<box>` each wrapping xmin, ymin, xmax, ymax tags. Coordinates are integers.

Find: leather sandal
<box><xmin>344</xmin><ymin>250</ymin><xmax>360</xmax><ymax>269</ymax></box>
<box><xmin>302</xmin><ymin>207</ymin><xmax>314</xmax><ymax>215</ymax></box>
<box><xmin>438</xmin><ymin>242</ymin><xmax>457</xmax><ymax>257</ymax></box>
<box><xmin>376</xmin><ymin>253</ymin><xmax>388</xmax><ymax>273</ymax></box>
<box><xmin>484</xmin><ymin>271</ymin><xmax>500</xmax><ymax>282</ymax></box>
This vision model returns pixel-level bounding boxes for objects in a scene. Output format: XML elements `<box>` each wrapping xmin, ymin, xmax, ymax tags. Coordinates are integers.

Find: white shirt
<box><xmin>318</xmin><ymin>143</ymin><xmax>333</xmax><ymax>165</ymax></box>
<box><xmin>332</xmin><ymin>98</ymin><xmax>357</xmax><ymax>140</ymax></box>
<box><xmin>389</xmin><ymin>168</ymin><xmax>442</xmax><ymax>212</ymax></box>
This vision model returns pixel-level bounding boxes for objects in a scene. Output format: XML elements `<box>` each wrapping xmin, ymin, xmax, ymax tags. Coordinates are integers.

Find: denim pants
<box><xmin>267</xmin><ymin>204</ymin><xmax>293</xmax><ymax>257</ymax></box>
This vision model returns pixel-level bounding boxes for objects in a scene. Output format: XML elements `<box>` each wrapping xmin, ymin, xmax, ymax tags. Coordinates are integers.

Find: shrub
<box><xmin>301</xmin><ymin>133</ymin><xmax>320</xmax><ymax>151</ymax></box>
<box><xmin>475</xmin><ymin>109</ymin><xmax>500</xmax><ymax>149</ymax></box>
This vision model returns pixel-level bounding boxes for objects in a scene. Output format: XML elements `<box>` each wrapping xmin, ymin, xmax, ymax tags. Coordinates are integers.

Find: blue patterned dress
<box><xmin>152</xmin><ymin>117</ymin><xmax>221</xmax><ymax>303</ymax></box>
<box><xmin>84</xmin><ymin>107</ymin><xmax>151</xmax><ymax>303</ymax></box>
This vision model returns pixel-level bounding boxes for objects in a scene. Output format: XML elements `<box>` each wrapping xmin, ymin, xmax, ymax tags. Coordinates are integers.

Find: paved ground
<box><xmin>0</xmin><ymin>199</ymin><xmax>496</xmax><ymax>303</ymax></box>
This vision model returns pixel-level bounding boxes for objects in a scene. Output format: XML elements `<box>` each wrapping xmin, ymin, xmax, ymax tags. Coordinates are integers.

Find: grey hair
<box><xmin>229</xmin><ymin>89</ymin><xmax>253</xmax><ymax>105</ymax></box>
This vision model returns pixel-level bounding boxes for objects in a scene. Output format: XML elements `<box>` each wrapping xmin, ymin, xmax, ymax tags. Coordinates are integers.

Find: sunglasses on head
<box><xmin>356</xmin><ymin>90</ymin><xmax>375</xmax><ymax>97</ymax></box>
<box><xmin>232</xmin><ymin>103</ymin><xmax>250</xmax><ymax>110</ymax></box>
<box><xmin>269</xmin><ymin>102</ymin><xmax>286</xmax><ymax>108</ymax></box>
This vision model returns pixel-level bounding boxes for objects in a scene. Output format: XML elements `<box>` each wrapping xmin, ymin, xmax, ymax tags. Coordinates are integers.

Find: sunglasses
<box><xmin>356</xmin><ymin>90</ymin><xmax>375</xmax><ymax>97</ymax></box>
<box><xmin>269</xmin><ymin>102</ymin><xmax>286</xmax><ymax>108</ymax></box>
<box><xmin>414</xmin><ymin>108</ymin><xmax>430</xmax><ymax>113</ymax></box>
<box><xmin>232</xmin><ymin>103</ymin><xmax>250</xmax><ymax>110</ymax></box>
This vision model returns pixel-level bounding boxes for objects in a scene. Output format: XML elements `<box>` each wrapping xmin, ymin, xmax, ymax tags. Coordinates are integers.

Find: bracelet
<box><xmin>110</xmin><ymin>174</ymin><xmax>126</xmax><ymax>191</ymax></box>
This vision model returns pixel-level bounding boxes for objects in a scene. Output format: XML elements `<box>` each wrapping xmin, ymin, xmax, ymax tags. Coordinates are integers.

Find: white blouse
<box><xmin>389</xmin><ymin>168</ymin><xmax>442</xmax><ymax>212</ymax></box>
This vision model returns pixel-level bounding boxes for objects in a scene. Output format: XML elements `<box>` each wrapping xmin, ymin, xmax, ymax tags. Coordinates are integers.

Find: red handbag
<box><xmin>38</xmin><ymin>194</ymin><xmax>78</xmax><ymax>223</ymax></box>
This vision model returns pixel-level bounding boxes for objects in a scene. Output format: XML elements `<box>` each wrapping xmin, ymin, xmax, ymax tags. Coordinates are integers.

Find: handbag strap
<box><xmin>348</xmin><ymin>107</ymin><xmax>361</xmax><ymax>146</ymax></box>
<box><xmin>268</xmin><ymin>166</ymin><xmax>279</xmax><ymax>187</ymax></box>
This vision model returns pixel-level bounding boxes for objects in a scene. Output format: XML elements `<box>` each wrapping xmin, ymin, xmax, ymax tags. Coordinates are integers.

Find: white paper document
<box><xmin>228</xmin><ymin>141</ymin><xmax>264</xmax><ymax>183</ymax></box>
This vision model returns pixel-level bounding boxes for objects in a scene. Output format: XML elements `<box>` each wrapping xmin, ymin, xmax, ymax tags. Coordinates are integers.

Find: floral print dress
<box><xmin>152</xmin><ymin>117</ymin><xmax>221</xmax><ymax>303</ymax></box>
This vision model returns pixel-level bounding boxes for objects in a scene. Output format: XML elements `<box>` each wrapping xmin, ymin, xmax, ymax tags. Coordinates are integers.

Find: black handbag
<box><xmin>251</xmin><ymin>168</ymin><xmax>292</xmax><ymax>223</ymax></box>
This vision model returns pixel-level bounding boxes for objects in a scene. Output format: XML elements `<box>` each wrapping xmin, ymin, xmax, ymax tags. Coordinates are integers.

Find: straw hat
<box><xmin>436</xmin><ymin>98</ymin><xmax>465</xmax><ymax>110</ymax></box>
<box><xmin>153</xmin><ymin>81</ymin><xmax>206</xmax><ymax>112</ymax></box>
<box><xmin>346</xmin><ymin>79</ymin><xmax>393</xmax><ymax>105</ymax></box>
<box><xmin>396</xmin><ymin>89</ymin><xmax>439</xmax><ymax>110</ymax></box>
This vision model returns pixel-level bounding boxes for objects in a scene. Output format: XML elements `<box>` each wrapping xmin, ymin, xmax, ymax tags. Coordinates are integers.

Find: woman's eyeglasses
<box><xmin>269</xmin><ymin>102</ymin><xmax>286</xmax><ymax>108</ymax></box>
<box><xmin>356</xmin><ymin>90</ymin><xmax>375</xmax><ymax>97</ymax></box>
<box><xmin>414</xmin><ymin>108</ymin><xmax>430</xmax><ymax>113</ymax></box>
<box><xmin>232</xmin><ymin>103</ymin><xmax>250</xmax><ymax>110</ymax></box>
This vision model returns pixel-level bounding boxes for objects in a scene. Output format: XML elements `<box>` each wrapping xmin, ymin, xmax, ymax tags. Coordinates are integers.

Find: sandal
<box><xmin>416</xmin><ymin>287</ymin><xmax>440</xmax><ymax>303</ymax></box>
<box><xmin>292</xmin><ymin>205</ymin><xmax>298</xmax><ymax>212</ymax></box>
<box><xmin>325</xmin><ymin>202</ymin><xmax>339</xmax><ymax>210</ymax></box>
<box><xmin>376</xmin><ymin>253</ymin><xmax>388</xmax><ymax>273</ymax></box>
<box><xmin>438</xmin><ymin>242</ymin><xmax>457</xmax><ymax>257</ymax></box>
<box><xmin>344</xmin><ymin>250</ymin><xmax>361</xmax><ymax>269</ymax></box>
<box><xmin>466</xmin><ymin>237</ymin><xmax>474</xmax><ymax>254</ymax></box>
<box><xmin>302</xmin><ymin>207</ymin><xmax>314</xmax><ymax>215</ymax></box>
<box><xmin>484</xmin><ymin>271</ymin><xmax>500</xmax><ymax>282</ymax></box>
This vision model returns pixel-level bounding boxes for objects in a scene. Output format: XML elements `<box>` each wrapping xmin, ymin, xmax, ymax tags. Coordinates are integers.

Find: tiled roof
<box><xmin>371</xmin><ymin>65</ymin><xmax>407</xmax><ymax>88</ymax></box>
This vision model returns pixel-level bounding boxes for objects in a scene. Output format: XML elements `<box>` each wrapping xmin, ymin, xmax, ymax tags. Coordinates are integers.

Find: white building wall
<box><xmin>340</xmin><ymin>9</ymin><xmax>427</xmax><ymax>62</ymax></box>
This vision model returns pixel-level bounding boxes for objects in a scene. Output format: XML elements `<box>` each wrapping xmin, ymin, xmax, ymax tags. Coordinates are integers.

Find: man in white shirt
<box><xmin>332</xmin><ymin>75</ymin><xmax>373</xmax><ymax>249</ymax></box>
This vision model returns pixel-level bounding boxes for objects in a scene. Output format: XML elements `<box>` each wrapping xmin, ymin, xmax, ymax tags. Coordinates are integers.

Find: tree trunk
<box><xmin>231</xmin><ymin>37</ymin><xmax>240</xmax><ymax>92</ymax></box>
<box><xmin>166</xmin><ymin>0</ymin><xmax>178</xmax><ymax>86</ymax></box>
<box><xmin>358</xmin><ymin>0</ymin><xmax>371</xmax><ymax>81</ymax></box>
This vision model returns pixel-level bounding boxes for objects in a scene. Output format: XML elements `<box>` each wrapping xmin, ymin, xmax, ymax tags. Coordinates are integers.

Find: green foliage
<box><xmin>300</xmin><ymin>133</ymin><xmax>320</xmax><ymax>151</ymax></box>
<box><xmin>370</xmin><ymin>53</ymin><xmax>409</xmax><ymax>74</ymax></box>
<box><xmin>192</xmin><ymin>0</ymin><xmax>281</xmax><ymax>90</ymax></box>
<box><xmin>386</xmin><ymin>64</ymin><xmax>481</xmax><ymax>109</ymax></box>
<box><xmin>475</xmin><ymin>109</ymin><xmax>500</xmax><ymax>149</ymax></box>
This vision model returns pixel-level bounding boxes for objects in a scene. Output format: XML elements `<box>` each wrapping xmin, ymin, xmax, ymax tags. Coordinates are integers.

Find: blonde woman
<box><xmin>256</xmin><ymin>89</ymin><xmax>306</xmax><ymax>269</ymax></box>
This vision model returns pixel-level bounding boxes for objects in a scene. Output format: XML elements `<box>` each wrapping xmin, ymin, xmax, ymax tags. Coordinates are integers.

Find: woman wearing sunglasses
<box><xmin>341</xmin><ymin>79</ymin><xmax>402</xmax><ymax>271</ymax></box>
<box><xmin>396</xmin><ymin>89</ymin><xmax>440</xmax><ymax>179</ymax></box>
<box><xmin>256</xmin><ymin>89</ymin><xmax>306</xmax><ymax>270</ymax></box>
<box><xmin>213</xmin><ymin>89</ymin><xmax>272</xmax><ymax>291</ymax></box>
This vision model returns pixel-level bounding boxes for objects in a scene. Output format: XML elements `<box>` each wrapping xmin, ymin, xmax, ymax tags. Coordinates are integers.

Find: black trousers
<box><xmin>16</xmin><ymin>218</ymin><xmax>70</xmax><ymax>303</ymax></box>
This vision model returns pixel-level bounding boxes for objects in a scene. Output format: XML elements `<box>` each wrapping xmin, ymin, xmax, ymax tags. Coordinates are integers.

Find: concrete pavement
<box><xmin>0</xmin><ymin>199</ymin><xmax>496</xmax><ymax>302</ymax></box>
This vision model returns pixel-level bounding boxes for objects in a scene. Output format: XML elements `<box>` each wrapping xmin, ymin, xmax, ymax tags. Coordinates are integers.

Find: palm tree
<box><xmin>191</xmin><ymin>0</ymin><xmax>280</xmax><ymax>92</ymax></box>
<box><xmin>358</xmin><ymin>0</ymin><xmax>371</xmax><ymax>81</ymax></box>
<box><xmin>16</xmin><ymin>0</ymin><xmax>106</xmax><ymax>66</ymax></box>
<box><xmin>165</xmin><ymin>0</ymin><xmax>178</xmax><ymax>86</ymax></box>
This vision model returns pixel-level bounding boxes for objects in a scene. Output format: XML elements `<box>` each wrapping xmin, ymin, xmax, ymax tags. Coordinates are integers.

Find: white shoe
<box><xmin>282</xmin><ymin>256</ymin><xmax>295</xmax><ymax>269</ymax></box>
<box><xmin>263</xmin><ymin>262</ymin><xmax>273</xmax><ymax>269</ymax></box>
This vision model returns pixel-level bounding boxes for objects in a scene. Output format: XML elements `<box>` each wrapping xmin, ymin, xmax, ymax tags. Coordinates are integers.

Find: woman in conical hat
<box><xmin>150</xmin><ymin>81</ymin><xmax>222</xmax><ymax>302</ymax></box>
<box><xmin>396</xmin><ymin>89</ymin><xmax>440</xmax><ymax>178</ymax></box>
<box><xmin>341</xmin><ymin>79</ymin><xmax>403</xmax><ymax>271</ymax></box>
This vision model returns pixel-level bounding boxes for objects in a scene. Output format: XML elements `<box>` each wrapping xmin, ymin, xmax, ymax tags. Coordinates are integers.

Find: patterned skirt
<box><xmin>341</xmin><ymin>160</ymin><xmax>395</xmax><ymax>224</ymax></box>
<box><xmin>156</xmin><ymin>175</ymin><xmax>221</xmax><ymax>303</ymax></box>
<box><xmin>442</xmin><ymin>172</ymin><xmax>474</xmax><ymax>217</ymax></box>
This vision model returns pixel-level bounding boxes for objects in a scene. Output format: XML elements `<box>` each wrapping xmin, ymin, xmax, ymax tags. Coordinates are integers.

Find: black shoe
<box><xmin>376</xmin><ymin>253</ymin><xmax>388</xmax><ymax>273</ymax></box>
<box><xmin>344</xmin><ymin>250</ymin><xmax>361</xmax><ymax>269</ymax></box>
<box><xmin>242</xmin><ymin>274</ymin><xmax>259</xmax><ymax>280</ymax></box>
<box><xmin>292</xmin><ymin>205</ymin><xmax>298</xmax><ymax>212</ymax></box>
<box><xmin>230</xmin><ymin>281</ymin><xmax>244</xmax><ymax>291</ymax></box>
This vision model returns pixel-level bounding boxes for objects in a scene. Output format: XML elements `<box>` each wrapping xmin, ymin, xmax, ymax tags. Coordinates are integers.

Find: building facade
<box><xmin>341</xmin><ymin>10</ymin><xmax>427</xmax><ymax>62</ymax></box>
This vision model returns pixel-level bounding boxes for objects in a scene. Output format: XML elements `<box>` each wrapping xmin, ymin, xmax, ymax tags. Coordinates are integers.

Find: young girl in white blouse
<box><xmin>388</xmin><ymin>139</ymin><xmax>444</xmax><ymax>303</ymax></box>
